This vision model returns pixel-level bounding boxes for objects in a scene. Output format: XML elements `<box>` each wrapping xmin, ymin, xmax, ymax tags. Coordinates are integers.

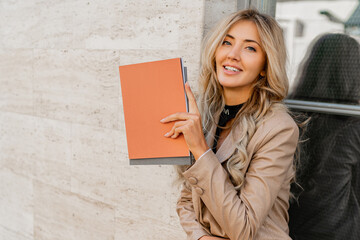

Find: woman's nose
<box><xmin>227</xmin><ymin>46</ymin><xmax>241</xmax><ymax>61</ymax></box>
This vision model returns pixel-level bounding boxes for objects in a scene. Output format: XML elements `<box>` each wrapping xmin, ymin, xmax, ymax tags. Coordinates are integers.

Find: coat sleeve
<box><xmin>182</xmin><ymin>117</ymin><xmax>299</xmax><ymax>240</ymax></box>
<box><xmin>176</xmin><ymin>182</ymin><xmax>210</xmax><ymax>240</ymax></box>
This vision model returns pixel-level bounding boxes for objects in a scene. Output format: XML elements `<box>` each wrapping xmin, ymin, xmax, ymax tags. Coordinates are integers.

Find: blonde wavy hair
<box><xmin>177</xmin><ymin>9</ymin><xmax>289</xmax><ymax>190</ymax></box>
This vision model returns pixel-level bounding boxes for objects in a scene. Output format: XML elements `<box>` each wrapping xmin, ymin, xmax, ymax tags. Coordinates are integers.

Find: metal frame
<box><xmin>285</xmin><ymin>99</ymin><xmax>360</xmax><ymax>117</ymax></box>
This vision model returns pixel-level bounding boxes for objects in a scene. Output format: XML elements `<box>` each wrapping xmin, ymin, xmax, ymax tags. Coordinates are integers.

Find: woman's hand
<box><xmin>160</xmin><ymin>82</ymin><xmax>209</xmax><ymax>160</ymax></box>
<box><xmin>200</xmin><ymin>236</ymin><xmax>230</xmax><ymax>240</ymax></box>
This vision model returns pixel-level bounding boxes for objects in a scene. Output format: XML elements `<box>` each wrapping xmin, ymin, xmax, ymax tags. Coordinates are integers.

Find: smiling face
<box><xmin>215</xmin><ymin>20</ymin><xmax>266</xmax><ymax>105</ymax></box>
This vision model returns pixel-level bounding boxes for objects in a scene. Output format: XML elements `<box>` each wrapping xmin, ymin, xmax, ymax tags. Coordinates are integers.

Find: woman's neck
<box><xmin>223</xmin><ymin>87</ymin><xmax>250</xmax><ymax>105</ymax></box>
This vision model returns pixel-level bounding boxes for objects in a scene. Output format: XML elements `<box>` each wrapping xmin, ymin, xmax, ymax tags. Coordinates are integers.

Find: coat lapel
<box><xmin>215</xmin><ymin>130</ymin><xmax>237</xmax><ymax>163</ymax></box>
<box><xmin>209</xmin><ymin>119</ymin><xmax>261</xmax><ymax>165</ymax></box>
<box><xmin>206</xmin><ymin>122</ymin><xmax>239</xmax><ymax>164</ymax></box>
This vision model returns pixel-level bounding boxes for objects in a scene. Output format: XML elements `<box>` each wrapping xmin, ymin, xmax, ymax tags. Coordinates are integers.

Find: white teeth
<box><xmin>224</xmin><ymin>66</ymin><xmax>240</xmax><ymax>72</ymax></box>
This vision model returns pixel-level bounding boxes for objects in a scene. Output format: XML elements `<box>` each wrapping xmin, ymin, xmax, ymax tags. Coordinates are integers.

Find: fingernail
<box><xmin>160</xmin><ymin>118</ymin><xmax>165</xmax><ymax>122</ymax></box>
<box><xmin>164</xmin><ymin>132</ymin><xmax>169</xmax><ymax>137</ymax></box>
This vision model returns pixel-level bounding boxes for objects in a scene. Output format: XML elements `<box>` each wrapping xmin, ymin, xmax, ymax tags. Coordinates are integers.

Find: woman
<box><xmin>161</xmin><ymin>9</ymin><xmax>299</xmax><ymax>239</ymax></box>
<box><xmin>288</xmin><ymin>33</ymin><xmax>360</xmax><ymax>240</ymax></box>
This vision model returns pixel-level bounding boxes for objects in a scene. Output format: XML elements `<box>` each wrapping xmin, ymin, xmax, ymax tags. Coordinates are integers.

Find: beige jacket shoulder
<box><xmin>176</xmin><ymin>108</ymin><xmax>299</xmax><ymax>240</ymax></box>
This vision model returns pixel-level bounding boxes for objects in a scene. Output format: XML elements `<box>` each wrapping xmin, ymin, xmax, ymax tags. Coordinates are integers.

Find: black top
<box><xmin>212</xmin><ymin>104</ymin><xmax>243</xmax><ymax>153</ymax></box>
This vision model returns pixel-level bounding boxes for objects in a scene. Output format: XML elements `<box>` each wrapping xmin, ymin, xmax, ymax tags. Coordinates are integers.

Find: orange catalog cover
<box><xmin>119</xmin><ymin>58</ymin><xmax>192</xmax><ymax>165</ymax></box>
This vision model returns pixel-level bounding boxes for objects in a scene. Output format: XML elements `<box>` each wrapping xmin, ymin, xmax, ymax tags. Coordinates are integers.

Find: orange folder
<box><xmin>119</xmin><ymin>58</ymin><xmax>191</xmax><ymax>165</ymax></box>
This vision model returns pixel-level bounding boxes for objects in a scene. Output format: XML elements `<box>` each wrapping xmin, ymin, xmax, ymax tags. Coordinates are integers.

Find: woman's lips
<box><xmin>223</xmin><ymin>65</ymin><xmax>242</xmax><ymax>75</ymax></box>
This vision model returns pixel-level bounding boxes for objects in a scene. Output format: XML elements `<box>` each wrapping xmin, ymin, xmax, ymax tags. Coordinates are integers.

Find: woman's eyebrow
<box><xmin>225</xmin><ymin>34</ymin><xmax>235</xmax><ymax>39</ymax></box>
<box><xmin>244</xmin><ymin>39</ymin><xmax>261</xmax><ymax>47</ymax></box>
<box><xmin>226</xmin><ymin>34</ymin><xmax>261</xmax><ymax>47</ymax></box>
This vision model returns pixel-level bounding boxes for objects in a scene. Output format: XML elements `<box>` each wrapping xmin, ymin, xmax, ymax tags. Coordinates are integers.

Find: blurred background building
<box><xmin>276</xmin><ymin>0</ymin><xmax>360</xmax><ymax>87</ymax></box>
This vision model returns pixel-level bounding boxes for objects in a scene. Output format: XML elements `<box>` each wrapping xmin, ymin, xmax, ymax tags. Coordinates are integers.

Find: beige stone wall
<box><xmin>0</xmin><ymin>0</ymin><xmax>237</xmax><ymax>239</ymax></box>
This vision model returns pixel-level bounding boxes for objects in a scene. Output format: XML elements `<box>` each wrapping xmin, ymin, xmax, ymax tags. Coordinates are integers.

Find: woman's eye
<box><xmin>222</xmin><ymin>40</ymin><xmax>231</xmax><ymax>46</ymax></box>
<box><xmin>246</xmin><ymin>46</ymin><xmax>256</xmax><ymax>52</ymax></box>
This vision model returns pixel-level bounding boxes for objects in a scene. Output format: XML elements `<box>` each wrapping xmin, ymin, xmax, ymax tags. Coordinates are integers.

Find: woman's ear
<box><xmin>260</xmin><ymin>70</ymin><xmax>266</xmax><ymax>77</ymax></box>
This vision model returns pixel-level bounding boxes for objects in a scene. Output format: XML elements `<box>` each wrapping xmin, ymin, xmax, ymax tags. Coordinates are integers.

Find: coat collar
<box><xmin>208</xmin><ymin>113</ymin><xmax>269</xmax><ymax>164</ymax></box>
<box><xmin>207</xmin><ymin>122</ymin><xmax>238</xmax><ymax>164</ymax></box>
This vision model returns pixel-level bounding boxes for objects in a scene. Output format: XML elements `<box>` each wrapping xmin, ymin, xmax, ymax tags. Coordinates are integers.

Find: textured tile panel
<box><xmin>0</xmin><ymin>169</ymin><xmax>33</xmax><ymax>240</ymax></box>
<box><xmin>0</xmin><ymin>49</ymin><xmax>34</xmax><ymax>114</ymax></box>
<box><xmin>116</xmin><ymin>165</ymin><xmax>178</xmax><ymax>224</ymax></box>
<box><xmin>34</xmin><ymin>181</ymin><xmax>115</xmax><ymax>240</ymax></box>
<box><xmin>0</xmin><ymin>1</ymin><xmax>37</xmax><ymax>48</ymax></box>
<box><xmin>70</xmin><ymin>123</ymin><xmax>124</xmax><ymax>205</ymax></box>
<box><xmin>0</xmin><ymin>112</ymin><xmax>71</xmax><ymax>189</ymax></box>
<box><xmin>115</xmin><ymin>206</ymin><xmax>186</xmax><ymax>240</ymax></box>
<box><xmin>33</xmin><ymin>49</ymin><xmax>121</xmax><ymax>129</ymax></box>
<box><xmin>0</xmin><ymin>225</ymin><xmax>33</xmax><ymax>240</ymax></box>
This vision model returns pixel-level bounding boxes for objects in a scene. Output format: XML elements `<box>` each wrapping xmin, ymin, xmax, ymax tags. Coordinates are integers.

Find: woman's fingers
<box><xmin>161</xmin><ymin>112</ymin><xmax>198</xmax><ymax>123</ymax></box>
<box><xmin>164</xmin><ymin>120</ymin><xmax>187</xmax><ymax>138</ymax></box>
<box><xmin>171</xmin><ymin>123</ymin><xmax>193</xmax><ymax>139</ymax></box>
<box><xmin>185</xmin><ymin>82</ymin><xmax>200</xmax><ymax>114</ymax></box>
<box><xmin>171</xmin><ymin>126</ymin><xmax>183</xmax><ymax>138</ymax></box>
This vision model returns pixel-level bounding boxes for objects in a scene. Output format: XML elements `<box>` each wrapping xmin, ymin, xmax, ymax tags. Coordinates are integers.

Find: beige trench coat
<box><xmin>176</xmin><ymin>109</ymin><xmax>299</xmax><ymax>240</ymax></box>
